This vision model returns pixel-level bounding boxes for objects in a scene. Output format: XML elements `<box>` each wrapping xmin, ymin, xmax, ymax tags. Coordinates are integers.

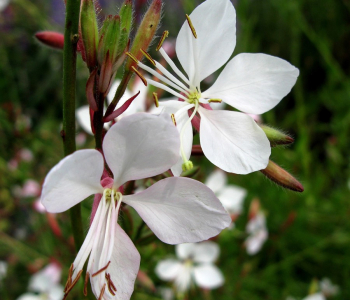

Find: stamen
<box><xmin>126</xmin><ymin>52</ymin><xmax>139</xmax><ymax>64</ymax></box>
<box><xmin>146</xmin><ymin>78</ymin><xmax>188</xmax><ymax>101</ymax></box>
<box><xmin>63</xmin><ymin>269</ymin><xmax>83</xmax><ymax>297</ymax></box>
<box><xmin>140</xmin><ymin>49</ymin><xmax>156</xmax><ymax>66</ymax></box>
<box><xmin>159</xmin><ymin>48</ymin><xmax>190</xmax><ymax>85</ymax></box>
<box><xmin>186</xmin><ymin>14</ymin><xmax>197</xmax><ymax>38</ymax></box>
<box><xmin>64</xmin><ymin>264</ymin><xmax>74</xmax><ymax>293</ymax></box>
<box><xmin>171</xmin><ymin>114</ymin><xmax>176</xmax><ymax>126</ymax></box>
<box><xmin>92</xmin><ymin>261</ymin><xmax>111</xmax><ymax>277</ymax></box>
<box><xmin>138</xmin><ymin>62</ymin><xmax>189</xmax><ymax>95</ymax></box>
<box><xmin>156</xmin><ymin>30</ymin><xmax>169</xmax><ymax>51</ymax></box>
<box><xmin>84</xmin><ymin>272</ymin><xmax>90</xmax><ymax>296</ymax></box>
<box><xmin>109</xmin><ymin>276</ymin><xmax>117</xmax><ymax>292</ymax></box>
<box><xmin>105</xmin><ymin>273</ymin><xmax>116</xmax><ymax>295</ymax></box>
<box><xmin>208</xmin><ymin>99</ymin><xmax>222</xmax><ymax>103</ymax></box>
<box><xmin>153</xmin><ymin>92</ymin><xmax>159</xmax><ymax>107</ymax></box>
<box><xmin>98</xmin><ymin>284</ymin><xmax>106</xmax><ymax>300</ymax></box>
<box><xmin>131</xmin><ymin>66</ymin><xmax>148</xmax><ymax>87</ymax></box>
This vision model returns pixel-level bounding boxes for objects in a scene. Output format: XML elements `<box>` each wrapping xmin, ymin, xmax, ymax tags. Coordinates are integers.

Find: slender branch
<box><xmin>62</xmin><ymin>0</ymin><xmax>84</xmax><ymax>253</ymax></box>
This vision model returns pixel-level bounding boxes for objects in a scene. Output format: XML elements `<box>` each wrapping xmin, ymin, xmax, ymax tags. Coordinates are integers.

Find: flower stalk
<box><xmin>62</xmin><ymin>0</ymin><xmax>84</xmax><ymax>253</ymax></box>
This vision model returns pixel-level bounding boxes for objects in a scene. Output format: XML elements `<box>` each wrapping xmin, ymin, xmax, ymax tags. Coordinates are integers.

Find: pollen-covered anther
<box><xmin>63</xmin><ymin>269</ymin><xmax>83</xmax><ymax>299</ymax></box>
<box><xmin>105</xmin><ymin>273</ymin><xmax>117</xmax><ymax>295</ymax></box>
<box><xmin>156</xmin><ymin>30</ymin><xmax>169</xmax><ymax>51</ymax></box>
<box><xmin>153</xmin><ymin>92</ymin><xmax>159</xmax><ymax>107</ymax></box>
<box><xmin>126</xmin><ymin>52</ymin><xmax>139</xmax><ymax>64</ymax></box>
<box><xmin>208</xmin><ymin>98</ymin><xmax>222</xmax><ymax>103</ymax></box>
<box><xmin>131</xmin><ymin>66</ymin><xmax>148</xmax><ymax>87</ymax></box>
<box><xmin>92</xmin><ymin>261</ymin><xmax>111</xmax><ymax>277</ymax></box>
<box><xmin>171</xmin><ymin>114</ymin><xmax>177</xmax><ymax>126</ymax></box>
<box><xmin>182</xmin><ymin>160</ymin><xmax>194</xmax><ymax>172</ymax></box>
<box><xmin>64</xmin><ymin>263</ymin><xmax>74</xmax><ymax>293</ymax></box>
<box><xmin>97</xmin><ymin>283</ymin><xmax>106</xmax><ymax>300</ymax></box>
<box><xmin>140</xmin><ymin>48</ymin><xmax>156</xmax><ymax>66</ymax></box>
<box><xmin>185</xmin><ymin>14</ymin><xmax>197</xmax><ymax>38</ymax></box>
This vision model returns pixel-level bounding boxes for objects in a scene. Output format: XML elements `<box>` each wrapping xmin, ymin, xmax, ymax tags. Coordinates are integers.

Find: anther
<box><xmin>97</xmin><ymin>284</ymin><xmax>106</xmax><ymax>300</ymax></box>
<box><xmin>64</xmin><ymin>264</ymin><xmax>74</xmax><ymax>293</ymax></box>
<box><xmin>140</xmin><ymin>49</ymin><xmax>156</xmax><ymax>66</ymax></box>
<box><xmin>185</xmin><ymin>14</ymin><xmax>197</xmax><ymax>38</ymax></box>
<box><xmin>126</xmin><ymin>52</ymin><xmax>139</xmax><ymax>64</ymax></box>
<box><xmin>92</xmin><ymin>261</ymin><xmax>111</xmax><ymax>277</ymax></box>
<box><xmin>208</xmin><ymin>99</ymin><xmax>222</xmax><ymax>103</ymax></box>
<box><xmin>131</xmin><ymin>66</ymin><xmax>148</xmax><ymax>87</ymax></box>
<box><xmin>105</xmin><ymin>273</ymin><xmax>116</xmax><ymax>296</ymax></box>
<box><xmin>156</xmin><ymin>30</ymin><xmax>169</xmax><ymax>51</ymax></box>
<box><xmin>63</xmin><ymin>270</ymin><xmax>83</xmax><ymax>297</ymax></box>
<box><xmin>84</xmin><ymin>272</ymin><xmax>90</xmax><ymax>296</ymax></box>
<box><xmin>153</xmin><ymin>92</ymin><xmax>159</xmax><ymax>107</ymax></box>
<box><xmin>171</xmin><ymin>114</ymin><xmax>177</xmax><ymax>126</ymax></box>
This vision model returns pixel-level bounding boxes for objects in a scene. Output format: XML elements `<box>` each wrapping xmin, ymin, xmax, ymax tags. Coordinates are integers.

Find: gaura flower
<box><xmin>16</xmin><ymin>263</ymin><xmax>64</xmax><ymax>300</ymax></box>
<box><xmin>245</xmin><ymin>211</ymin><xmax>268</xmax><ymax>255</ymax></box>
<box><xmin>205</xmin><ymin>169</ymin><xmax>246</xmax><ymax>216</ymax></box>
<box><xmin>41</xmin><ymin>113</ymin><xmax>231</xmax><ymax>300</ymax></box>
<box><xmin>155</xmin><ymin>242</ymin><xmax>224</xmax><ymax>294</ymax></box>
<box><xmin>133</xmin><ymin>0</ymin><xmax>299</xmax><ymax>176</ymax></box>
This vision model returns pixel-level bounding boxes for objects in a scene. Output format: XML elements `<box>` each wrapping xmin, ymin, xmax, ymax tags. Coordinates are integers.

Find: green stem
<box><xmin>63</xmin><ymin>0</ymin><xmax>84</xmax><ymax>253</ymax></box>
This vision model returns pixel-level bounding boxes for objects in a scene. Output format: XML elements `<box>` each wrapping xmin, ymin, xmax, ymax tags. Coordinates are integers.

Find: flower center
<box><xmin>187</xmin><ymin>90</ymin><xmax>201</xmax><ymax>105</ymax></box>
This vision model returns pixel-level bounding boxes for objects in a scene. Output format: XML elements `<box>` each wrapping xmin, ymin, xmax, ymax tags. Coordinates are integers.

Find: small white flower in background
<box><xmin>21</xmin><ymin>179</ymin><xmax>41</xmax><ymax>198</ymax></box>
<box><xmin>320</xmin><ymin>278</ymin><xmax>339</xmax><ymax>297</ymax></box>
<box><xmin>205</xmin><ymin>169</ymin><xmax>246</xmax><ymax>216</ymax></box>
<box><xmin>41</xmin><ymin>113</ymin><xmax>230</xmax><ymax>300</ymax></box>
<box><xmin>245</xmin><ymin>212</ymin><xmax>268</xmax><ymax>255</ymax></box>
<box><xmin>135</xmin><ymin>0</ymin><xmax>299</xmax><ymax>176</ymax></box>
<box><xmin>303</xmin><ymin>293</ymin><xmax>326</xmax><ymax>300</ymax></box>
<box><xmin>0</xmin><ymin>261</ymin><xmax>7</xmax><ymax>285</ymax></box>
<box><xmin>76</xmin><ymin>78</ymin><xmax>148</xmax><ymax>135</ymax></box>
<box><xmin>16</xmin><ymin>263</ymin><xmax>64</xmax><ymax>300</ymax></box>
<box><xmin>155</xmin><ymin>242</ymin><xmax>224</xmax><ymax>294</ymax></box>
<box><xmin>158</xmin><ymin>287</ymin><xmax>174</xmax><ymax>300</ymax></box>
<box><xmin>0</xmin><ymin>0</ymin><xmax>9</xmax><ymax>11</ymax></box>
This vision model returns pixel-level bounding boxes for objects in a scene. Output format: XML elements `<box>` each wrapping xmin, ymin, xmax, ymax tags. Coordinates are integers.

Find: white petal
<box><xmin>103</xmin><ymin>113</ymin><xmax>180</xmax><ymax>187</ymax></box>
<box><xmin>16</xmin><ymin>294</ymin><xmax>41</xmax><ymax>300</ymax></box>
<box><xmin>174</xmin><ymin>264</ymin><xmax>193</xmax><ymax>293</ymax></box>
<box><xmin>246</xmin><ymin>213</ymin><xmax>267</xmax><ymax>234</ymax></box>
<box><xmin>218</xmin><ymin>186</ymin><xmax>246</xmax><ymax>214</ymax></box>
<box><xmin>76</xmin><ymin>106</ymin><xmax>92</xmax><ymax>135</ymax></box>
<box><xmin>303</xmin><ymin>294</ymin><xmax>326</xmax><ymax>300</ymax></box>
<box><xmin>245</xmin><ymin>229</ymin><xmax>268</xmax><ymax>255</ymax></box>
<box><xmin>193</xmin><ymin>264</ymin><xmax>224</xmax><ymax>289</ymax></box>
<box><xmin>107</xmin><ymin>80</ymin><xmax>123</xmax><ymax>105</ymax></box>
<box><xmin>205</xmin><ymin>170</ymin><xmax>227</xmax><ymax>195</ymax></box>
<box><xmin>104</xmin><ymin>224</ymin><xmax>141</xmax><ymax>300</ymax></box>
<box><xmin>48</xmin><ymin>284</ymin><xmax>64</xmax><ymax>300</ymax></box>
<box><xmin>203</xmin><ymin>53</ymin><xmax>299</xmax><ymax>114</ymax></box>
<box><xmin>41</xmin><ymin>150</ymin><xmax>104</xmax><ymax>213</ymax></box>
<box><xmin>123</xmin><ymin>177</ymin><xmax>231</xmax><ymax>244</ymax></box>
<box><xmin>193</xmin><ymin>241</ymin><xmax>220</xmax><ymax>264</ymax></box>
<box><xmin>199</xmin><ymin>108</ymin><xmax>271</xmax><ymax>174</ymax></box>
<box><xmin>176</xmin><ymin>0</ymin><xmax>236</xmax><ymax>86</ymax></box>
<box><xmin>176</xmin><ymin>243</ymin><xmax>196</xmax><ymax>260</ymax></box>
<box><xmin>155</xmin><ymin>259</ymin><xmax>182</xmax><ymax>281</ymax></box>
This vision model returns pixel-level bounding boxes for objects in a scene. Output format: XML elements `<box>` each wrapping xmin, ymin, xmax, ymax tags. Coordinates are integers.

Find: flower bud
<box><xmin>125</xmin><ymin>0</ymin><xmax>162</xmax><ymax>71</ymax></box>
<box><xmin>119</xmin><ymin>0</ymin><xmax>133</xmax><ymax>37</ymax></box>
<box><xmin>259</xmin><ymin>124</ymin><xmax>294</xmax><ymax>147</ymax></box>
<box><xmin>98</xmin><ymin>15</ymin><xmax>121</xmax><ymax>65</ymax></box>
<box><xmin>260</xmin><ymin>160</ymin><xmax>304</xmax><ymax>192</ymax></box>
<box><xmin>35</xmin><ymin>31</ymin><xmax>64</xmax><ymax>50</ymax></box>
<box><xmin>80</xmin><ymin>0</ymin><xmax>99</xmax><ymax>69</ymax></box>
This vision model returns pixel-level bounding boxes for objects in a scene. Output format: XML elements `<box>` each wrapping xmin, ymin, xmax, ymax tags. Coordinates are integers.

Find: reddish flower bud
<box><xmin>35</xmin><ymin>31</ymin><xmax>64</xmax><ymax>50</ymax></box>
<box><xmin>260</xmin><ymin>160</ymin><xmax>304</xmax><ymax>192</ymax></box>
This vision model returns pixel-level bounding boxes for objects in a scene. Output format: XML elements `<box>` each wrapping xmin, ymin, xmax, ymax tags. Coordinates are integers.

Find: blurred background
<box><xmin>0</xmin><ymin>0</ymin><xmax>349</xmax><ymax>299</ymax></box>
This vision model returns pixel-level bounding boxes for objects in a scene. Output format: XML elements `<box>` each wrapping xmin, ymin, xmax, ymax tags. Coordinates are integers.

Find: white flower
<box><xmin>17</xmin><ymin>263</ymin><xmax>64</xmax><ymax>300</ymax></box>
<box><xmin>205</xmin><ymin>169</ymin><xmax>246</xmax><ymax>215</ymax></box>
<box><xmin>135</xmin><ymin>0</ymin><xmax>299</xmax><ymax>176</ymax></box>
<box><xmin>155</xmin><ymin>242</ymin><xmax>224</xmax><ymax>293</ymax></box>
<box><xmin>0</xmin><ymin>261</ymin><xmax>7</xmax><ymax>285</ymax></box>
<box><xmin>245</xmin><ymin>212</ymin><xmax>268</xmax><ymax>255</ymax></box>
<box><xmin>0</xmin><ymin>0</ymin><xmax>9</xmax><ymax>12</ymax></box>
<box><xmin>303</xmin><ymin>293</ymin><xmax>326</xmax><ymax>300</ymax></box>
<box><xmin>76</xmin><ymin>78</ymin><xmax>148</xmax><ymax>135</ymax></box>
<box><xmin>319</xmin><ymin>278</ymin><xmax>339</xmax><ymax>297</ymax></box>
<box><xmin>41</xmin><ymin>113</ymin><xmax>231</xmax><ymax>300</ymax></box>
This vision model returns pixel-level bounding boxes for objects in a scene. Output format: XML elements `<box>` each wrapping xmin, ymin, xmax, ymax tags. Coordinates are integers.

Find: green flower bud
<box><xmin>80</xmin><ymin>0</ymin><xmax>99</xmax><ymax>69</ymax></box>
<box><xmin>119</xmin><ymin>0</ymin><xmax>133</xmax><ymax>37</ymax></box>
<box><xmin>260</xmin><ymin>124</ymin><xmax>294</xmax><ymax>147</ymax></box>
<box><xmin>126</xmin><ymin>0</ymin><xmax>162</xmax><ymax>71</ymax></box>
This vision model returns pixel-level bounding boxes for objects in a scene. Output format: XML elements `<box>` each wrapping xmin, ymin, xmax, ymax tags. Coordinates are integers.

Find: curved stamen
<box><xmin>138</xmin><ymin>62</ymin><xmax>189</xmax><ymax>95</ymax></box>
<box><xmin>146</xmin><ymin>78</ymin><xmax>188</xmax><ymax>101</ymax></box>
<box><xmin>159</xmin><ymin>47</ymin><xmax>190</xmax><ymax>85</ymax></box>
<box><xmin>154</xmin><ymin>61</ymin><xmax>190</xmax><ymax>92</ymax></box>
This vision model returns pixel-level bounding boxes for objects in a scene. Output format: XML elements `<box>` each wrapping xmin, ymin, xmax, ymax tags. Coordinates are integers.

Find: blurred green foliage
<box><xmin>0</xmin><ymin>0</ymin><xmax>349</xmax><ymax>299</ymax></box>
